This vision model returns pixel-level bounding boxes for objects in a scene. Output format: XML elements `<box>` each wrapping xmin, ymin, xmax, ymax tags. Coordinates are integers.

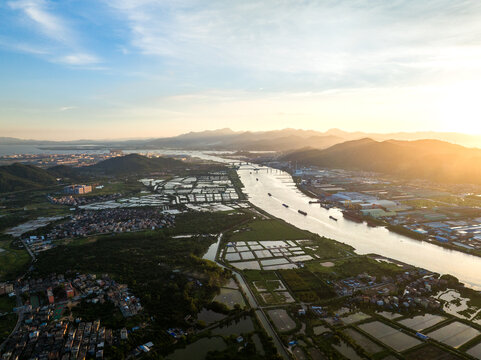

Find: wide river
<box><xmin>236</xmin><ymin>165</ymin><xmax>481</xmax><ymax>290</ymax></box>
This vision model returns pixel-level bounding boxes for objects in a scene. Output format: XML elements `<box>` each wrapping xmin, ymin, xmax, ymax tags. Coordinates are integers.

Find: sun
<box><xmin>437</xmin><ymin>80</ymin><xmax>481</xmax><ymax>134</ymax></box>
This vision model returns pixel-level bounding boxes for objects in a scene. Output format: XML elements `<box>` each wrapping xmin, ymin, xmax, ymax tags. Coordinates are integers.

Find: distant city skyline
<box><xmin>1</xmin><ymin>0</ymin><xmax>481</xmax><ymax>140</ymax></box>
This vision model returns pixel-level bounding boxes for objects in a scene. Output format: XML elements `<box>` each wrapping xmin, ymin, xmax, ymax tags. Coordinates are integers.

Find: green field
<box><xmin>0</xmin><ymin>236</ymin><xmax>30</xmax><ymax>281</ymax></box>
<box><xmin>278</xmin><ymin>269</ymin><xmax>336</xmax><ymax>303</ymax></box>
<box><xmin>229</xmin><ymin>219</ymin><xmax>310</xmax><ymax>241</ymax></box>
<box><xmin>306</xmin><ymin>256</ymin><xmax>405</xmax><ymax>280</ymax></box>
<box><xmin>78</xmin><ymin>179</ymin><xmax>144</xmax><ymax>198</ymax></box>
<box><xmin>302</xmin><ymin>236</ymin><xmax>353</xmax><ymax>260</ymax></box>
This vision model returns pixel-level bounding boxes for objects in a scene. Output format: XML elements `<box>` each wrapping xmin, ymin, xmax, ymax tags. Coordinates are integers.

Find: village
<box><xmin>0</xmin><ymin>273</ymin><xmax>144</xmax><ymax>359</ymax></box>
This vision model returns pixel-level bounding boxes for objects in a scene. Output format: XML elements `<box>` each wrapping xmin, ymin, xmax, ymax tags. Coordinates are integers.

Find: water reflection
<box><xmin>237</xmin><ymin>166</ymin><xmax>481</xmax><ymax>289</ymax></box>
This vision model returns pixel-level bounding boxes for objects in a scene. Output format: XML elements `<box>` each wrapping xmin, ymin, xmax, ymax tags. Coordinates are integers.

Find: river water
<box><xmin>236</xmin><ymin>166</ymin><xmax>481</xmax><ymax>290</ymax></box>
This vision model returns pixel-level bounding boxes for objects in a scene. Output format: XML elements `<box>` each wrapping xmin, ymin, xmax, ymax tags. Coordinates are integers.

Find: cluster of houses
<box><xmin>17</xmin><ymin>273</ymin><xmax>142</xmax><ymax>319</ymax></box>
<box><xmin>24</xmin><ymin>235</ymin><xmax>54</xmax><ymax>254</ymax></box>
<box><xmin>47</xmin><ymin>193</ymin><xmax>121</xmax><ymax>207</ymax></box>
<box><xmin>351</xmin><ymin>273</ymin><xmax>446</xmax><ymax>311</ymax></box>
<box><xmin>71</xmin><ymin>274</ymin><xmax>142</xmax><ymax>318</ymax></box>
<box><xmin>0</xmin><ymin>282</ymin><xmax>14</xmax><ymax>296</ymax></box>
<box><xmin>0</xmin><ymin>151</ymin><xmax>123</xmax><ymax>168</ymax></box>
<box><xmin>0</xmin><ymin>310</ymin><xmax>114</xmax><ymax>360</ymax></box>
<box><xmin>45</xmin><ymin>208</ymin><xmax>175</xmax><ymax>239</ymax></box>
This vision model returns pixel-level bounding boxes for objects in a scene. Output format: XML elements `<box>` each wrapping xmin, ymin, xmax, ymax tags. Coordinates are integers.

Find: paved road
<box><xmin>214</xmin><ymin>233</ymin><xmax>292</xmax><ymax>360</ymax></box>
<box><xmin>0</xmin><ymin>285</ymin><xmax>24</xmax><ymax>352</ymax></box>
<box><xmin>0</xmin><ymin>240</ymin><xmax>35</xmax><ymax>352</ymax></box>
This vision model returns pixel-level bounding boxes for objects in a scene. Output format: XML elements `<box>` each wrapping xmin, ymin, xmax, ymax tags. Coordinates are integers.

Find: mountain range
<box><xmin>282</xmin><ymin>138</ymin><xmax>481</xmax><ymax>184</ymax></box>
<box><xmin>2</xmin><ymin>128</ymin><xmax>481</xmax><ymax>151</ymax></box>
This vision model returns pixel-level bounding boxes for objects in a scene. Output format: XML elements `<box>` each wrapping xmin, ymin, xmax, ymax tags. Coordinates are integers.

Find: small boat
<box><xmin>282</xmin><ymin>203</ymin><xmax>289</xmax><ymax>208</ymax></box>
<box><xmin>268</xmin><ymin>193</ymin><xmax>272</xmax><ymax>196</ymax></box>
<box><xmin>329</xmin><ymin>216</ymin><xmax>338</xmax><ymax>221</ymax></box>
<box><xmin>298</xmin><ymin>210</ymin><xmax>307</xmax><ymax>216</ymax></box>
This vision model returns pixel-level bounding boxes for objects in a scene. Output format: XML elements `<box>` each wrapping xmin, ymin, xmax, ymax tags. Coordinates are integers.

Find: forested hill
<box><xmin>0</xmin><ymin>154</ymin><xmax>184</xmax><ymax>193</ymax></box>
<box><xmin>282</xmin><ymin>138</ymin><xmax>481</xmax><ymax>184</ymax></box>
<box><xmin>78</xmin><ymin>153</ymin><xmax>183</xmax><ymax>175</ymax></box>
<box><xmin>0</xmin><ymin>163</ymin><xmax>57</xmax><ymax>193</ymax></box>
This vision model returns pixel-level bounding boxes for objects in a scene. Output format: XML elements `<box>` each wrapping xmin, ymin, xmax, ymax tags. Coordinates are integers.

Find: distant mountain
<box><xmin>282</xmin><ymin>138</ymin><xmax>481</xmax><ymax>184</ymax></box>
<box><xmin>3</xmin><ymin>128</ymin><xmax>481</xmax><ymax>151</ymax></box>
<box><xmin>0</xmin><ymin>163</ymin><xmax>57</xmax><ymax>192</ymax></box>
<box><xmin>145</xmin><ymin>128</ymin><xmax>344</xmax><ymax>151</ymax></box>
<box><xmin>0</xmin><ymin>154</ymin><xmax>184</xmax><ymax>193</ymax></box>
<box><xmin>324</xmin><ymin>129</ymin><xmax>481</xmax><ymax>149</ymax></box>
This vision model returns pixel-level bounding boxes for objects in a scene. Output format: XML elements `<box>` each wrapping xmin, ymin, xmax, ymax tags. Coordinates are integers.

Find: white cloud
<box><xmin>7</xmin><ymin>0</ymin><xmax>101</xmax><ymax>66</ymax></box>
<box><xmin>59</xmin><ymin>53</ymin><xmax>100</xmax><ymax>65</ymax></box>
<box><xmin>105</xmin><ymin>0</ymin><xmax>481</xmax><ymax>85</ymax></box>
<box><xmin>8</xmin><ymin>0</ymin><xmax>73</xmax><ymax>44</ymax></box>
<box><xmin>59</xmin><ymin>106</ymin><xmax>77</xmax><ymax>112</ymax></box>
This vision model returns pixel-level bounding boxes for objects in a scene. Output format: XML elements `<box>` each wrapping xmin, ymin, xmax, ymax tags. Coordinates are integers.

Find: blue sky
<box><xmin>1</xmin><ymin>0</ymin><xmax>481</xmax><ymax>139</ymax></box>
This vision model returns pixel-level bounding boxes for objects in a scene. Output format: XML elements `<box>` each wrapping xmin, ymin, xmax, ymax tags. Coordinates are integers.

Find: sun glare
<box><xmin>438</xmin><ymin>80</ymin><xmax>481</xmax><ymax>134</ymax></box>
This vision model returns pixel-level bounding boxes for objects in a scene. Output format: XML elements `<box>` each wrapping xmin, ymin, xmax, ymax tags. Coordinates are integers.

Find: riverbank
<box><xmin>292</xmin><ymin>180</ymin><xmax>481</xmax><ymax>260</ymax></box>
<box><xmin>235</xmin><ymin>164</ymin><xmax>481</xmax><ymax>289</ymax></box>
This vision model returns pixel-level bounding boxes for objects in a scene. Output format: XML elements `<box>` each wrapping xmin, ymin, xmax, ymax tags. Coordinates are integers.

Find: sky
<box><xmin>1</xmin><ymin>0</ymin><xmax>481</xmax><ymax>140</ymax></box>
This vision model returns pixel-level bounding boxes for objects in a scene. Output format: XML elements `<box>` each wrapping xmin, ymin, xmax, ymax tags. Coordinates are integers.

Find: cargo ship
<box><xmin>298</xmin><ymin>210</ymin><xmax>307</xmax><ymax>216</ymax></box>
<box><xmin>282</xmin><ymin>204</ymin><xmax>289</xmax><ymax>208</ymax></box>
<box><xmin>342</xmin><ymin>210</ymin><xmax>363</xmax><ymax>223</ymax></box>
<box><xmin>329</xmin><ymin>216</ymin><xmax>338</xmax><ymax>221</ymax></box>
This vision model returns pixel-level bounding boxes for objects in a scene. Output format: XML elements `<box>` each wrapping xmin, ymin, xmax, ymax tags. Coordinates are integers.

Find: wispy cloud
<box><xmin>8</xmin><ymin>0</ymin><xmax>73</xmax><ymax>44</ymax></box>
<box><xmin>6</xmin><ymin>0</ymin><xmax>101</xmax><ymax>66</ymax></box>
<box><xmin>59</xmin><ymin>106</ymin><xmax>77</xmax><ymax>112</ymax></box>
<box><xmin>106</xmin><ymin>0</ymin><xmax>481</xmax><ymax>86</ymax></box>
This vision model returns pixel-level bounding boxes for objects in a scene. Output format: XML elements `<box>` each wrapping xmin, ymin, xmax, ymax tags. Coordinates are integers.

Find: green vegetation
<box><xmin>434</xmin><ymin>195</ymin><xmax>481</xmax><ymax>207</ymax></box>
<box><xmin>0</xmin><ymin>154</ymin><xmax>185</xmax><ymax>194</ymax></box>
<box><xmin>282</xmin><ymin>137</ymin><xmax>481</xmax><ymax>184</ymax></box>
<box><xmin>0</xmin><ymin>214</ymin><xmax>28</xmax><ymax>232</ymax></box>
<box><xmin>401</xmin><ymin>199</ymin><xmax>446</xmax><ymax>209</ymax></box>
<box><xmin>0</xmin><ymin>163</ymin><xmax>56</xmax><ymax>193</ymax></box>
<box><xmin>307</xmin><ymin>256</ymin><xmax>405</xmax><ymax>280</ymax></box>
<box><xmin>0</xmin><ymin>187</ymin><xmax>70</xmax><ymax>216</ymax></box>
<box><xmin>0</xmin><ymin>295</ymin><xmax>16</xmax><ymax>313</ymax></box>
<box><xmin>229</xmin><ymin>219</ymin><xmax>309</xmax><ymax>241</ymax></box>
<box><xmin>0</xmin><ymin>313</ymin><xmax>17</xmax><ymax>344</ymax></box>
<box><xmin>33</xmin><ymin>212</ymin><xmax>249</xmax><ymax>330</ymax></box>
<box><xmin>228</xmin><ymin>169</ymin><xmax>246</xmax><ymax>201</ymax></box>
<box><xmin>243</xmin><ymin>271</ymin><xmax>290</xmax><ymax>305</ymax></box>
<box><xmin>279</xmin><ymin>269</ymin><xmax>336</xmax><ymax>302</ymax></box>
<box><xmin>35</xmin><ymin>233</ymin><xmax>226</xmax><ymax>327</ymax></box>
<box><xmin>386</xmin><ymin>224</ymin><xmax>427</xmax><ymax>240</ymax></box>
<box><xmin>171</xmin><ymin>211</ymin><xmax>251</xmax><ymax>235</ymax></box>
<box><xmin>82</xmin><ymin>153</ymin><xmax>183</xmax><ymax>176</ymax></box>
<box><xmin>78</xmin><ymin>179</ymin><xmax>143</xmax><ymax>197</ymax></box>
<box><xmin>71</xmin><ymin>300</ymin><xmax>134</xmax><ymax>329</ymax></box>
<box><xmin>0</xmin><ymin>235</ymin><xmax>30</xmax><ymax>281</ymax></box>
<box><xmin>302</xmin><ymin>235</ymin><xmax>353</xmax><ymax>259</ymax></box>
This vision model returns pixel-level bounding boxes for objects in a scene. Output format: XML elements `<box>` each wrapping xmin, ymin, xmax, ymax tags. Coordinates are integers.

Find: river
<box><xmin>236</xmin><ymin>165</ymin><xmax>481</xmax><ymax>290</ymax></box>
